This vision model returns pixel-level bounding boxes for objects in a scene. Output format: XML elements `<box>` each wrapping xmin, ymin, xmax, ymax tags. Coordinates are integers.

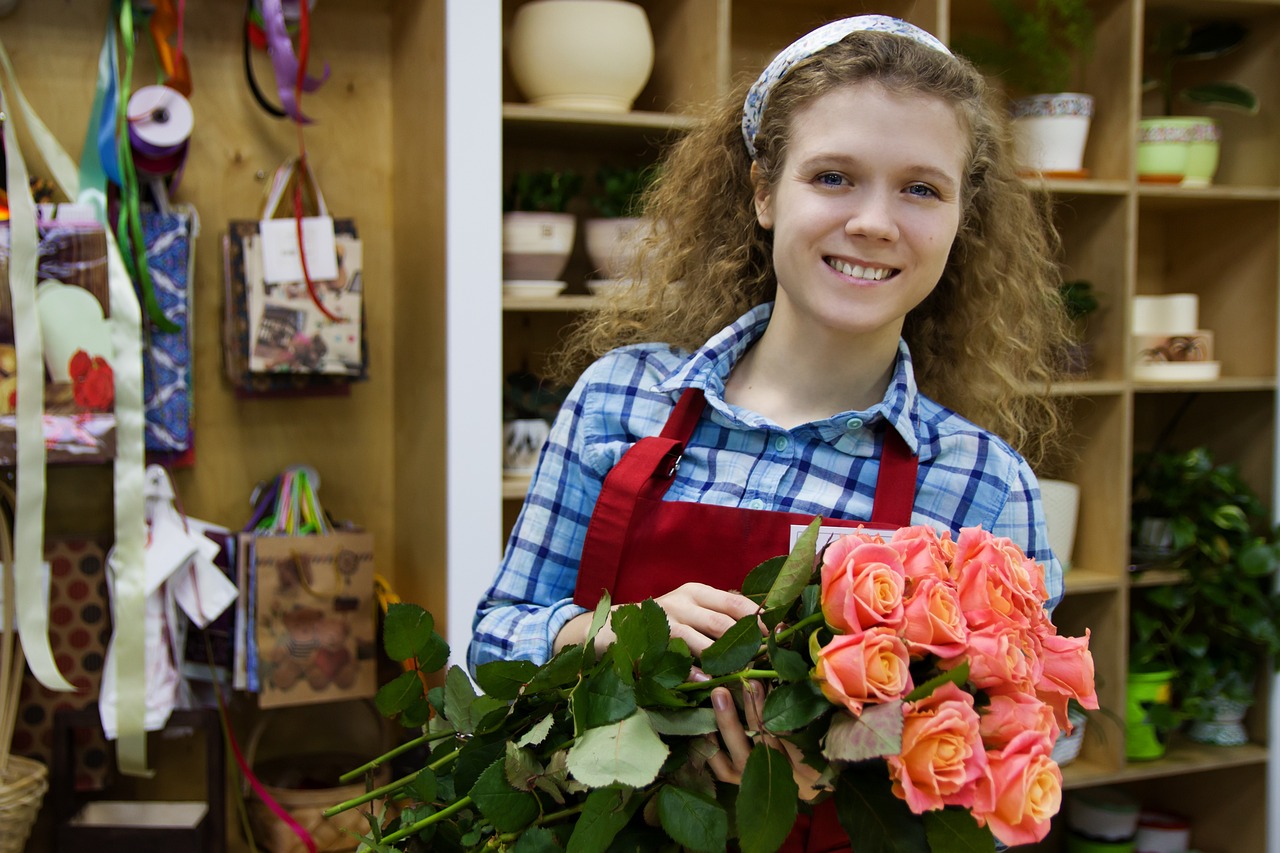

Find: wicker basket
<box><xmin>0</xmin><ymin>752</ymin><xmax>49</xmax><ymax>853</ymax></box>
<box><xmin>245</xmin><ymin>703</ymin><xmax>394</xmax><ymax>853</ymax></box>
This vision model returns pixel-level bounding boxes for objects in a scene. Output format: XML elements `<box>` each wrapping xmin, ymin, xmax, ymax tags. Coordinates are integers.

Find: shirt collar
<box><xmin>653</xmin><ymin>302</ymin><xmax>921</xmax><ymax>454</ymax></box>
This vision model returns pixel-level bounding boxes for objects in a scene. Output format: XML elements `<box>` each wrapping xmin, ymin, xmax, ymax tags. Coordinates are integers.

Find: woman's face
<box><xmin>754</xmin><ymin>82</ymin><xmax>967</xmax><ymax>350</ymax></box>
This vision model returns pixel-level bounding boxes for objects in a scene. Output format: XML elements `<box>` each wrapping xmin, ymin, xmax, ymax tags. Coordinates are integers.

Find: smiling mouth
<box><xmin>825</xmin><ymin>257</ymin><xmax>897</xmax><ymax>281</ymax></box>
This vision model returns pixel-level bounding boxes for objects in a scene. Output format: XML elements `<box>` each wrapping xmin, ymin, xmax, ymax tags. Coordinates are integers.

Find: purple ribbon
<box><xmin>260</xmin><ymin>0</ymin><xmax>329</xmax><ymax>123</ymax></box>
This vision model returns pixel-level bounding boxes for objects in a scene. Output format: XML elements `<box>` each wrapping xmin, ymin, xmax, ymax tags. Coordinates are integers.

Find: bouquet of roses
<box><xmin>327</xmin><ymin>519</ymin><xmax>1097</xmax><ymax>853</ymax></box>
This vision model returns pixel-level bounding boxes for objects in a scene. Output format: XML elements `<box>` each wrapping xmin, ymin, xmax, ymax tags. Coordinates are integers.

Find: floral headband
<box><xmin>741</xmin><ymin>15</ymin><xmax>953</xmax><ymax>159</ymax></box>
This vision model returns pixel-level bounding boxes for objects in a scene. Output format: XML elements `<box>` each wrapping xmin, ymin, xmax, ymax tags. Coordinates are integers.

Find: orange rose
<box><xmin>953</xmin><ymin>527</ymin><xmax>1045</xmax><ymax>630</ymax></box>
<box><xmin>820</xmin><ymin>534</ymin><xmax>906</xmax><ymax>634</ymax></box>
<box><xmin>957</xmin><ymin>623</ymin><xmax>1037</xmax><ymax>693</ymax></box>
<box><xmin>888</xmin><ymin>681</ymin><xmax>986</xmax><ymax>813</ymax></box>
<box><xmin>811</xmin><ymin>627</ymin><xmax>912</xmax><ymax>715</ymax></box>
<box><xmin>1034</xmin><ymin>628</ymin><xmax>1099</xmax><ymax>729</ymax></box>
<box><xmin>979</xmin><ymin>692</ymin><xmax>1058</xmax><ymax>752</ymax></box>
<box><xmin>900</xmin><ymin>575</ymin><xmax>967</xmax><ymax>659</ymax></box>
<box><xmin>974</xmin><ymin>730</ymin><xmax>1061</xmax><ymax>846</ymax></box>
<box><xmin>890</xmin><ymin>525</ymin><xmax>956</xmax><ymax>586</ymax></box>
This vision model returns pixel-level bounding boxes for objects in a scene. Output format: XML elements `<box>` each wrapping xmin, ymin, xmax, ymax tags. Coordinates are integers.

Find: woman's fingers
<box><xmin>712</xmin><ymin>687</ymin><xmax>753</xmax><ymax>769</ymax></box>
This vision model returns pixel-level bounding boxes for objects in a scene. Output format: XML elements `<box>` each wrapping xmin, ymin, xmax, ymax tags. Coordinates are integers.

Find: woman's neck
<box><xmin>724</xmin><ymin>316</ymin><xmax>900</xmax><ymax>430</ymax></box>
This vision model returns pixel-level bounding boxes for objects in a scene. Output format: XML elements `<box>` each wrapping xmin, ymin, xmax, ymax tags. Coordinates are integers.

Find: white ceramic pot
<box><xmin>508</xmin><ymin>0</ymin><xmax>654</xmax><ymax>113</ymax></box>
<box><xmin>1010</xmin><ymin>93</ymin><xmax>1094</xmax><ymax>174</ymax></box>
<box><xmin>502</xmin><ymin>211</ymin><xmax>576</xmax><ymax>282</ymax></box>
<box><xmin>1038</xmin><ymin>478</ymin><xmax>1081</xmax><ymax>571</ymax></box>
<box><xmin>584</xmin><ymin>216</ymin><xmax>647</xmax><ymax>281</ymax></box>
<box><xmin>503</xmin><ymin>418</ymin><xmax>551</xmax><ymax>474</ymax></box>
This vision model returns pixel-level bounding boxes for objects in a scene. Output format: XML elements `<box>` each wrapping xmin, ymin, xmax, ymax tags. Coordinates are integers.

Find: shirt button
<box><xmin>773</xmin><ymin>435</ymin><xmax>790</xmax><ymax>451</ymax></box>
<box><xmin>748</xmin><ymin>498</ymin><xmax>766</xmax><ymax>510</ymax></box>
<box><xmin>846</xmin><ymin>418</ymin><xmax>864</xmax><ymax>431</ymax></box>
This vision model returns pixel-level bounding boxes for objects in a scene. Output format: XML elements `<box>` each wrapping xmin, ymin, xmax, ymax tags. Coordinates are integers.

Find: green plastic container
<box><xmin>1126</xmin><ymin>669</ymin><xmax>1175</xmax><ymax>760</ymax></box>
<box><xmin>1066</xmin><ymin>834</ymin><xmax>1136</xmax><ymax>853</ymax></box>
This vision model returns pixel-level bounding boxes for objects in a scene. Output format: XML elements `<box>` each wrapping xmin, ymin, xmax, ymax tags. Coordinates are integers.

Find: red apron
<box><xmin>573</xmin><ymin>388</ymin><xmax>918</xmax><ymax>853</ymax></box>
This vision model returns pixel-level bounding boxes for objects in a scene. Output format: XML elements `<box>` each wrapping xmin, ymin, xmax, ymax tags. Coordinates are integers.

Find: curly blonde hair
<box><xmin>556</xmin><ymin>31</ymin><xmax>1071</xmax><ymax>468</ymax></box>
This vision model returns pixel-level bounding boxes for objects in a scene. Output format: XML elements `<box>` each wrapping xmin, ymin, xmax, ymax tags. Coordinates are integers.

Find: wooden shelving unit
<box><xmin>499</xmin><ymin>1</ymin><xmax>1280</xmax><ymax>850</ymax></box>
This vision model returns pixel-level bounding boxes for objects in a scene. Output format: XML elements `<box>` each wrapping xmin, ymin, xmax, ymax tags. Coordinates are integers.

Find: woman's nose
<box><xmin>845</xmin><ymin>191</ymin><xmax>899</xmax><ymax>242</ymax></box>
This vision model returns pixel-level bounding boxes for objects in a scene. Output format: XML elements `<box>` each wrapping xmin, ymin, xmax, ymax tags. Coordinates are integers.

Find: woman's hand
<box><xmin>706</xmin><ymin>680</ymin><xmax>825</xmax><ymax>801</ymax></box>
<box><xmin>554</xmin><ymin>582</ymin><xmax>759</xmax><ymax>657</ymax></box>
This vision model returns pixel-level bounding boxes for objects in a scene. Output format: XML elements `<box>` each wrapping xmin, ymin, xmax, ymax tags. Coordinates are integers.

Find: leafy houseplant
<box><xmin>1058</xmin><ymin>279</ymin><xmax>1100</xmax><ymax>374</ymax></box>
<box><xmin>954</xmin><ymin>0</ymin><xmax>1096</xmax><ymax>98</ymax></box>
<box><xmin>585</xmin><ymin>164</ymin><xmax>659</xmax><ymax>284</ymax></box>
<box><xmin>1129</xmin><ymin>446</ymin><xmax>1280</xmax><ymax>732</ymax></box>
<box><xmin>502</xmin><ymin>169</ymin><xmax>584</xmax><ymax>285</ymax></box>
<box><xmin>328</xmin><ymin>522</ymin><xmax>1097</xmax><ymax>852</ymax></box>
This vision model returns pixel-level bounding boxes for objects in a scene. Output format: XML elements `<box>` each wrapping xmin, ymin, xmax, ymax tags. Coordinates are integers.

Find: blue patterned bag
<box><xmin>142</xmin><ymin>205</ymin><xmax>198</xmax><ymax>454</ymax></box>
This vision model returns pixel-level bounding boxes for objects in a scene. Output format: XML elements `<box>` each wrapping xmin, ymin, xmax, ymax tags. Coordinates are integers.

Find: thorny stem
<box><xmin>322</xmin><ymin>768</ymin><xmax>424</xmax><ymax>818</ymax></box>
<box><xmin>496</xmin><ymin>804</ymin><xmax>586</xmax><ymax>843</ymax></box>
<box><xmin>772</xmin><ymin>612</ymin><xmax>824</xmax><ymax>643</ymax></box>
<box><xmin>338</xmin><ymin>729</ymin><xmax>456</xmax><ymax>784</ymax></box>
<box><xmin>674</xmin><ymin>668</ymin><xmax>780</xmax><ymax>692</ymax></box>
<box><xmin>379</xmin><ymin>795</ymin><xmax>473</xmax><ymax>845</ymax></box>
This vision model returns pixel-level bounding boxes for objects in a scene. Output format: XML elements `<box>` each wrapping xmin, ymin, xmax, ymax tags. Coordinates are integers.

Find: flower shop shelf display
<box><xmin>495</xmin><ymin>2</ymin><xmax>1280</xmax><ymax>851</ymax></box>
<box><xmin>336</xmin><ymin>524</ymin><xmax>1096</xmax><ymax>851</ymax></box>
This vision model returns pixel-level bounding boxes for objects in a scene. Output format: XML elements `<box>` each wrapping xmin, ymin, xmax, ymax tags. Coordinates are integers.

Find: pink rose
<box><xmin>889</xmin><ymin>681</ymin><xmax>987</xmax><ymax>813</ymax></box>
<box><xmin>900</xmin><ymin>575</ymin><xmax>967</xmax><ymax>659</ymax></box>
<box><xmin>953</xmin><ymin>528</ymin><xmax>1045</xmax><ymax>630</ymax></box>
<box><xmin>956</xmin><ymin>623</ymin><xmax>1037</xmax><ymax>693</ymax></box>
<box><xmin>812</xmin><ymin>627</ymin><xmax>912</xmax><ymax>716</ymax></box>
<box><xmin>890</xmin><ymin>525</ymin><xmax>957</xmax><ymax>586</ymax></box>
<box><xmin>1035</xmin><ymin>629</ymin><xmax>1099</xmax><ymax>729</ymax></box>
<box><xmin>979</xmin><ymin>693</ymin><xmax>1058</xmax><ymax>752</ymax></box>
<box><xmin>974</xmin><ymin>730</ymin><xmax>1062</xmax><ymax>846</ymax></box>
<box><xmin>68</xmin><ymin>349</ymin><xmax>93</xmax><ymax>381</ymax></box>
<box><xmin>820</xmin><ymin>534</ymin><xmax>906</xmax><ymax>634</ymax></box>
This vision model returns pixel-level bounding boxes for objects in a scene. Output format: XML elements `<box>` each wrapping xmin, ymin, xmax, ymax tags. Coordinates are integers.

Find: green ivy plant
<box><xmin>1129</xmin><ymin>446</ymin><xmax>1280</xmax><ymax>725</ymax></box>
<box><xmin>953</xmin><ymin>0</ymin><xmax>1096</xmax><ymax>97</ymax></box>
<box><xmin>589</xmin><ymin>164</ymin><xmax>659</xmax><ymax>219</ymax></box>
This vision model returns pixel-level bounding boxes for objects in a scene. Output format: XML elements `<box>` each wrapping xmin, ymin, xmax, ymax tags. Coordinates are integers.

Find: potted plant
<box><xmin>1129</xmin><ymin>446</ymin><xmax>1280</xmax><ymax>749</ymax></box>
<box><xmin>1059</xmin><ymin>278</ymin><xmax>1100</xmax><ymax>375</ymax></box>
<box><xmin>502</xmin><ymin>168</ymin><xmax>583</xmax><ymax>291</ymax></box>
<box><xmin>1139</xmin><ymin>17</ymin><xmax>1260</xmax><ymax>186</ymax></box>
<box><xmin>501</xmin><ymin>371</ymin><xmax>568</xmax><ymax>475</ymax></box>
<box><xmin>954</xmin><ymin>0</ymin><xmax>1096</xmax><ymax>175</ymax></box>
<box><xmin>583</xmin><ymin>163</ymin><xmax>657</xmax><ymax>287</ymax></box>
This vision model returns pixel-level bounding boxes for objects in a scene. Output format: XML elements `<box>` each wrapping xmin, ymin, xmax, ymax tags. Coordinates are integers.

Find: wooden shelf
<box><xmin>503</xmin><ymin>294</ymin><xmax>599</xmax><ymax>312</ymax></box>
<box><xmin>1061</xmin><ymin>740</ymin><xmax>1269</xmax><ymax>790</ymax></box>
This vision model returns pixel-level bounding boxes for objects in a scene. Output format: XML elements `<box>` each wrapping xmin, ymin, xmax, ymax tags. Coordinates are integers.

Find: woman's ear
<box><xmin>751</xmin><ymin>161</ymin><xmax>774</xmax><ymax>230</ymax></box>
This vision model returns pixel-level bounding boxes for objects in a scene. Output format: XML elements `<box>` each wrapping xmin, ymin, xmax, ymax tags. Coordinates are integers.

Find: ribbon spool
<box><xmin>127</xmin><ymin>84</ymin><xmax>193</xmax><ymax>192</ymax></box>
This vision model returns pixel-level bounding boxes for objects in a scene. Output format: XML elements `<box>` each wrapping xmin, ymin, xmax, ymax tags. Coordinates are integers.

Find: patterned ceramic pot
<box><xmin>1187</xmin><ymin>694</ymin><xmax>1251</xmax><ymax>746</ymax></box>
<box><xmin>1010</xmin><ymin>93</ymin><xmax>1094</xmax><ymax>174</ymax></box>
<box><xmin>1137</xmin><ymin>117</ymin><xmax>1221</xmax><ymax>186</ymax></box>
<box><xmin>502</xmin><ymin>212</ymin><xmax>576</xmax><ymax>282</ymax></box>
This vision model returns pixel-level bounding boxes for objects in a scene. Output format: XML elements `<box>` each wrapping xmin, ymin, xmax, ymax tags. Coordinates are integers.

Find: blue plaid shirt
<box><xmin>469</xmin><ymin>303</ymin><xmax>1062</xmax><ymax>672</ymax></box>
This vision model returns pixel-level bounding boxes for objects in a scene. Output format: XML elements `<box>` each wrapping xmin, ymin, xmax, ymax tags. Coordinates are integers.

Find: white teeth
<box><xmin>827</xmin><ymin>258</ymin><xmax>892</xmax><ymax>281</ymax></box>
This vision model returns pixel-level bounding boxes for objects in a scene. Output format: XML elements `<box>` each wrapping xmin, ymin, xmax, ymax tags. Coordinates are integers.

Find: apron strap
<box><xmin>870</xmin><ymin>427</ymin><xmax>917</xmax><ymax>528</ymax></box>
<box><xmin>576</xmin><ymin>389</ymin><xmax>702</xmax><ymax>608</ymax></box>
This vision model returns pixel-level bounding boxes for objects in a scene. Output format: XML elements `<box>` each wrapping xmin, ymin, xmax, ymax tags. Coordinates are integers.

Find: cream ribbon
<box><xmin>0</xmin><ymin>36</ymin><xmax>151</xmax><ymax>776</ymax></box>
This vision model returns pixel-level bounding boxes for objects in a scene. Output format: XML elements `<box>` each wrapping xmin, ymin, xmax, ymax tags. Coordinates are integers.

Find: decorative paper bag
<box><xmin>251</xmin><ymin>530</ymin><xmax>376</xmax><ymax>709</ymax></box>
<box><xmin>0</xmin><ymin>215</ymin><xmax>115</xmax><ymax>464</ymax></box>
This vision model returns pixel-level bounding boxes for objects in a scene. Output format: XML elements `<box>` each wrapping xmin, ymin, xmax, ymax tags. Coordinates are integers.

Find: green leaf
<box><xmin>736</xmin><ymin>744</ymin><xmax>798</xmax><ymax>853</ymax></box>
<box><xmin>583</xmin><ymin>591</ymin><xmax>613</xmax><ymax>664</ymax></box>
<box><xmin>513</xmin><ymin>826</ymin><xmax>564</xmax><ymax>853</ymax></box>
<box><xmin>822</xmin><ymin>701</ymin><xmax>905</xmax><ymax>762</ymax></box>
<box><xmin>400</xmin><ymin>695</ymin><xmax>435</xmax><ymax>729</ymax></box>
<box><xmin>645</xmin><ymin>707</ymin><xmax>718</xmax><ymax>736</ymax></box>
<box><xmin>567</xmin><ymin>787</ymin><xmax>637</xmax><ymax>853</ymax></box>
<box><xmin>924</xmin><ymin>807</ymin><xmax>995</xmax><ymax>852</ymax></box>
<box><xmin>767</xmin><ymin>634</ymin><xmax>811</xmax><ymax>682</ymax></box>
<box><xmin>700</xmin><ymin>614</ymin><xmax>764</xmax><ymax>677</ymax></box>
<box><xmin>471</xmin><ymin>757</ymin><xmax>539</xmax><ymax>833</ymax></box>
<box><xmin>578</xmin><ymin>666</ymin><xmax>638</xmax><ymax>729</ymax></box>
<box><xmin>383</xmin><ymin>602</ymin><xmax>434</xmax><ymax>662</ymax></box>
<box><xmin>408</xmin><ymin>768</ymin><xmax>438</xmax><ymax>804</ymax></box>
<box><xmin>444</xmin><ymin>665</ymin><xmax>481</xmax><ymax>733</ymax></box>
<box><xmin>374</xmin><ymin>670</ymin><xmax>424</xmax><ymax>717</ymax></box>
<box><xmin>765</xmin><ymin>517</ymin><xmax>822</xmax><ymax>611</ymax></box>
<box><xmin>527</xmin><ymin>645</ymin><xmax>587</xmax><ymax>693</ymax></box>
<box><xmin>613</xmin><ymin>599</ymin><xmax>670</xmax><ymax>669</ymax></box>
<box><xmin>834</xmin><ymin>762</ymin><xmax>929</xmax><ymax>853</ymax></box>
<box><xmin>517</xmin><ymin>713</ymin><xmax>556</xmax><ymax>748</ymax></box>
<box><xmin>505</xmin><ymin>741</ymin><xmax>544</xmax><ymax>792</ymax></box>
<box><xmin>657</xmin><ymin>784</ymin><xmax>728</xmax><ymax>853</ymax></box>
<box><xmin>760</xmin><ymin>680</ymin><xmax>830</xmax><ymax>733</ymax></box>
<box><xmin>475</xmin><ymin>659</ymin><xmax>538</xmax><ymax>701</ymax></box>
<box><xmin>454</xmin><ymin>734</ymin><xmax>506</xmax><ymax>796</ymax></box>
<box><xmin>646</xmin><ymin>646</ymin><xmax>694</xmax><ymax>688</ymax></box>
<box><xmin>416</xmin><ymin>631</ymin><xmax>452</xmax><ymax>674</ymax></box>
<box><xmin>742</xmin><ymin>556</ymin><xmax>786</xmax><ymax>604</ymax></box>
<box><xmin>566</xmin><ymin>712</ymin><xmax>669</xmax><ymax>788</ymax></box>
<box><xmin>905</xmin><ymin>661</ymin><xmax>969</xmax><ymax>702</ymax></box>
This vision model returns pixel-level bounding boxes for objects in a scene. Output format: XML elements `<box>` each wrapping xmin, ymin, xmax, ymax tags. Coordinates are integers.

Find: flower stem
<box><xmin>321</xmin><ymin>768</ymin><xmax>423</xmax><ymax>818</ymax></box>
<box><xmin>338</xmin><ymin>729</ymin><xmax>456</xmax><ymax>784</ymax></box>
<box><xmin>496</xmin><ymin>804</ymin><xmax>586</xmax><ymax>843</ymax></box>
<box><xmin>429</xmin><ymin>748</ymin><xmax>460</xmax><ymax>772</ymax></box>
<box><xmin>675</xmin><ymin>669</ymin><xmax>780</xmax><ymax>692</ymax></box>
<box><xmin>379</xmin><ymin>795</ymin><xmax>473</xmax><ymax>846</ymax></box>
<box><xmin>773</xmin><ymin>612</ymin><xmax>824</xmax><ymax>644</ymax></box>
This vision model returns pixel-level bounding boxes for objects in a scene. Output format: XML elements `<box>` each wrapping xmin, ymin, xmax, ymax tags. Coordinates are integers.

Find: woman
<box><xmin>471</xmin><ymin>15</ymin><xmax>1071</xmax><ymax>850</ymax></box>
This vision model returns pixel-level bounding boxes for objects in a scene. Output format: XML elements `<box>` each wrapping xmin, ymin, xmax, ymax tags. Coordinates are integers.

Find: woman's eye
<box><xmin>815</xmin><ymin>172</ymin><xmax>846</xmax><ymax>187</ymax></box>
<box><xmin>906</xmin><ymin>183</ymin><xmax>939</xmax><ymax>199</ymax></box>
